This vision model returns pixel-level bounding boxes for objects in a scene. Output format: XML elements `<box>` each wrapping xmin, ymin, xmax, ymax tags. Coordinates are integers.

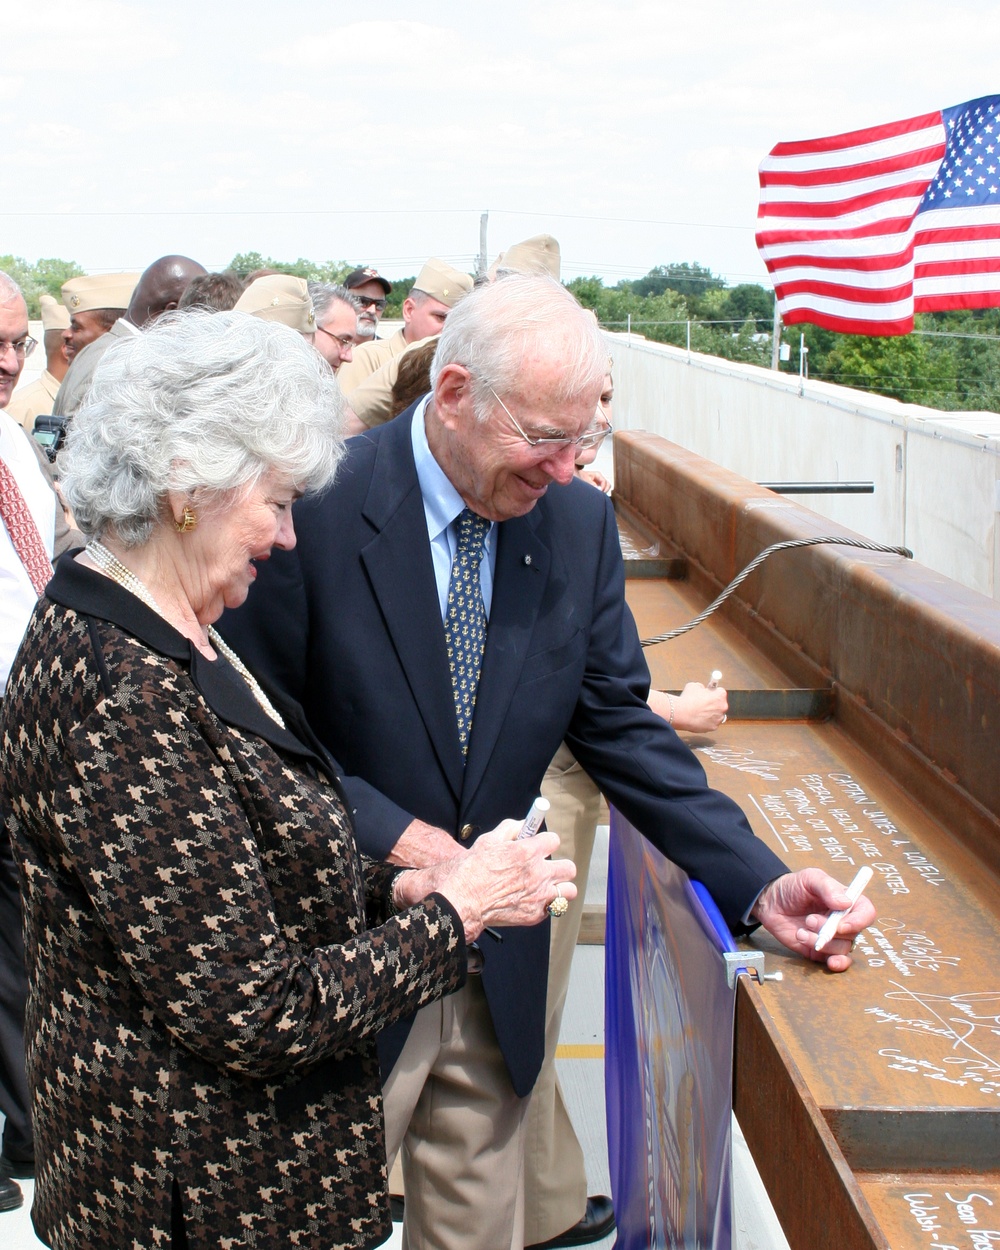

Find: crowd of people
<box><xmin>0</xmin><ymin>236</ymin><xmax>875</xmax><ymax>1250</ymax></box>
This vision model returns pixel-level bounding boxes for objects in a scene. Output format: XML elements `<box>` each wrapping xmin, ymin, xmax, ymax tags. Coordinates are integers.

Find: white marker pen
<box><xmin>814</xmin><ymin>865</ymin><xmax>873</xmax><ymax>952</ymax></box>
<box><xmin>518</xmin><ymin>796</ymin><xmax>550</xmax><ymax>840</ymax></box>
<box><xmin>708</xmin><ymin>670</ymin><xmax>723</xmax><ymax>689</ymax></box>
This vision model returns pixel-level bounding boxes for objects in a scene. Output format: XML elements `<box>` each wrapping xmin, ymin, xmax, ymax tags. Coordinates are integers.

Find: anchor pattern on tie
<box><xmin>444</xmin><ymin>508</ymin><xmax>490</xmax><ymax>757</ymax></box>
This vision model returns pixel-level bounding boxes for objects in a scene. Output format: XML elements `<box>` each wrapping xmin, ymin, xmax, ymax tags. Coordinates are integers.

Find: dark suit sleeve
<box><xmin>563</xmin><ymin>495</ymin><xmax>788</xmax><ymax>930</ymax></box>
<box><xmin>221</xmin><ymin>539</ymin><xmax>418</xmax><ymax>860</ymax></box>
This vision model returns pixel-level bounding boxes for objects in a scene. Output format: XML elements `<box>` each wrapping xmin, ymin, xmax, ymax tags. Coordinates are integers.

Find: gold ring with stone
<box><xmin>548</xmin><ymin>886</ymin><xmax>569</xmax><ymax>919</ymax></box>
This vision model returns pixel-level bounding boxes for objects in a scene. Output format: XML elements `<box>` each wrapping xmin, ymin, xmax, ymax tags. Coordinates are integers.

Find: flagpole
<box><xmin>771</xmin><ymin>299</ymin><xmax>782</xmax><ymax>371</ymax></box>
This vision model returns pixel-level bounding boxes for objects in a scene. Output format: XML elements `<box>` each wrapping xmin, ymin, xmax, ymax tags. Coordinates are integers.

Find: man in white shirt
<box><xmin>0</xmin><ymin>272</ymin><xmax>80</xmax><ymax>1214</ymax></box>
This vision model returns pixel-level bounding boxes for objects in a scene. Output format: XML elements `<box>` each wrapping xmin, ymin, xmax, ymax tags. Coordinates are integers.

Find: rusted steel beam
<box><xmin>734</xmin><ymin>978</ymin><xmax>888</xmax><ymax>1250</ymax></box>
<box><xmin>613</xmin><ymin>431</ymin><xmax>1000</xmax><ymax>1249</ymax></box>
<box><xmin>615</xmin><ymin>431</ymin><xmax>1000</xmax><ymax>865</ymax></box>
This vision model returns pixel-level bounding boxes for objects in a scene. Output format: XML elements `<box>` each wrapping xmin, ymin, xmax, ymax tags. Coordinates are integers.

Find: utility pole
<box><xmin>771</xmin><ymin>298</ymin><xmax>782</xmax><ymax>370</ymax></box>
<box><xmin>478</xmin><ymin>213</ymin><xmax>489</xmax><ymax>278</ymax></box>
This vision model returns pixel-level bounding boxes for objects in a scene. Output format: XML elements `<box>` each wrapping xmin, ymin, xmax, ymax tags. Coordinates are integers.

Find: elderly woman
<box><xmin>0</xmin><ymin>311</ymin><xmax>575</xmax><ymax>1250</ymax></box>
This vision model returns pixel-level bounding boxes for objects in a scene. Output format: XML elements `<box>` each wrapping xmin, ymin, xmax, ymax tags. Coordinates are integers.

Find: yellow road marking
<box><xmin>556</xmin><ymin>1044</ymin><xmax>605</xmax><ymax>1059</ymax></box>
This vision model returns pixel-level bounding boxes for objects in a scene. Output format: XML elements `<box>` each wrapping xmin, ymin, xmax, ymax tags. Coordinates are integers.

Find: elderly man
<box><xmin>308</xmin><ymin>282</ymin><xmax>362</xmax><ymax>372</ymax></box>
<box><xmin>221</xmin><ymin>275</ymin><xmax>873</xmax><ymax>1250</ymax></box>
<box><xmin>7</xmin><ymin>296</ymin><xmax>70</xmax><ymax>433</ymax></box>
<box><xmin>337</xmin><ymin>257</ymin><xmax>472</xmax><ymax>395</ymax></box>
<box><xmin>0</xmin><ymin>272</ymin><xmax>81</xmax><ymax>1215</ymax></box>
<box><xmin>54</xmin><ymin>256</ymin><xmax>205</xmax><ymax>419</ymax></box>
<box><xmin>344</xmin><ymin>265</ymin><xmax>392</xmax><ymax>342</ymax></box>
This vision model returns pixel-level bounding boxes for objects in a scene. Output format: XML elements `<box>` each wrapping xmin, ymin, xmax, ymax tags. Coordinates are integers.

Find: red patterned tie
<box><xmin>0</xmin><ymin>456</ymin><xmax>54</xmax><ymax>596</ymax></box>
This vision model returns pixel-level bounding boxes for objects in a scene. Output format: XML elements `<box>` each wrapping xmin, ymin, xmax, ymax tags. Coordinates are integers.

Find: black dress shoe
<box><xmin>525</xmin><ymin>1195</ymin><xmax>616</xmax><ymax>1249</ymax></box>
<box><xmin>0</xmin><ymin>1152</ymin><xmax>34</xmax><ymax>1180</ymax></box>
<box><xmin>0</xmin><ymin>1173</ymin><xmax>23</xmax><ymax>1213</ymax></box>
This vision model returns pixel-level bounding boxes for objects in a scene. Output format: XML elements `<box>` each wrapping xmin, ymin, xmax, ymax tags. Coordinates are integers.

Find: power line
<box><xmin>0</xmin><ymin>205</ymin><xmax>753</xmax><ymax>233</ymax></box>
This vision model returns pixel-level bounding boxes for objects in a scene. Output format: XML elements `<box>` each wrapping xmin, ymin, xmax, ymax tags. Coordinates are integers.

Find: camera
<box><xmin>31</xmin><ymin>413</ymin><xmax>67</xmax><ymax>461</ymax></box>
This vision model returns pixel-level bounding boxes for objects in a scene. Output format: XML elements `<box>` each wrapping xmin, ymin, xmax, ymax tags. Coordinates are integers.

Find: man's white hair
<box><xmin>429</xmin><ymin>274</ymin><xmax>606</xmax><ymax>419</ymax></box>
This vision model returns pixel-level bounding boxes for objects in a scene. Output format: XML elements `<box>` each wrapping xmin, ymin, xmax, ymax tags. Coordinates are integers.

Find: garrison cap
<box><xmin>411</xmin><ymin>258</ymin><xmax>473</xmax><ymax>307</ymax></box>
<box><xmin>344</xmin><ymin>266</ymin><xmax>392</xmax><ymax>294</ymax></box>
<box><xmin>40</xmin><ymin>293</ymin><xmax>70</xmax><ymax>332</ymax></box>
<box><xmin>62</xmin><ymin>272</ymin><xmax>140</xmax><ymax>314</ymax></box>
<box><xmin>234</xmin><ymin>274</ymin><xmax>316</xmax><ymax>334</ymax></box>
<box><xmin>496</xmin><ymin>234</ymin><xmax>561</xmax><ymax>279</ymax></box>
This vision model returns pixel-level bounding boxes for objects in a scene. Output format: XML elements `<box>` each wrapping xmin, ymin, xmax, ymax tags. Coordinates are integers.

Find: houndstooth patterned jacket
<box><xmin>0</xmin><ymin>554</ymin><xmax>467</xmax><ymax>1250</ymax></box>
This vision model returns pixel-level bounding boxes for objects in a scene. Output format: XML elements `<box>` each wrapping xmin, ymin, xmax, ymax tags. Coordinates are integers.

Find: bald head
<box><xmin>128</xmin><ymin>255</ymin><xmax>207</xmax><ymax>328</ymax></box>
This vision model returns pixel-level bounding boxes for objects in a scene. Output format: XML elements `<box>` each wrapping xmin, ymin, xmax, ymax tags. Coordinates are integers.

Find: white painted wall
<box><xmin>606</xmin><ymin>333</ymin><xmax>1000</xmax><ymax>600</ymax></box>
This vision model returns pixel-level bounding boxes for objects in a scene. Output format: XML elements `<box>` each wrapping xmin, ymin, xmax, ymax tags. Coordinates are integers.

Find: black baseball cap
<box><xmin>344</xmin><ymin>266</ymin><xmax>392</xmax><ymax>294</ymax></box>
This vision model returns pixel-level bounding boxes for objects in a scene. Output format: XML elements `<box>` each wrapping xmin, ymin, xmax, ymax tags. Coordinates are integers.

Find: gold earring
<box><xmin>175</xmin><ymin>505</ymin><xmax>197</xmax><ymax>533</ymax></box>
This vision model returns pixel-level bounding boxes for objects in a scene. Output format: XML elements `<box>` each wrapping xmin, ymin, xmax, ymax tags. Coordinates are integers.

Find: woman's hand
<box><xmin>395</xmin><ymin>820</ymin><xmax>577</xmax><ymax>943</ymax></box>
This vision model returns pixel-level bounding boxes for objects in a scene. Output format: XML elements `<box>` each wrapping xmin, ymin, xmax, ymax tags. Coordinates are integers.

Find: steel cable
<box><xmin>640</xmin><ymin>537</ymin><xmax>913</xmax><ymax>647</ymax></box>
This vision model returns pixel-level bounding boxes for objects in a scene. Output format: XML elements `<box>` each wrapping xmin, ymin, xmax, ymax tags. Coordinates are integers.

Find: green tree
<box><xmin>384</xmin><ymin>277</ymin><xmax>415</xmax><ymax>320</ymax></box>
<box><xmin>630</xmin><ymin>262</ymin><xmax>725</xmax><ymax>300</ymax></box>
<box><xmin>227</xmin><ymin>253</ymin><xmax>351</xmax><ymax>283</ymax></box>
<box><xmin>0</xmin><ymin>254</ymin><xmax>84</xmax><ymax>317</ymax></box>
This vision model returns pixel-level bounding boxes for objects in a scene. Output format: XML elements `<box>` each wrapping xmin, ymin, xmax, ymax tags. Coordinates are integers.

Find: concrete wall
<box><xmin>606</xmin><ymin>333</ymin><xmax>1000</xmax><ymax>600</ymax></box>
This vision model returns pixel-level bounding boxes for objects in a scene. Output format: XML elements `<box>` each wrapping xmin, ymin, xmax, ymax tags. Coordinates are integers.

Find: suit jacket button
<box><xmin>459</xmin><ymin>823</ymin><xmax>475</xmax><ymax>841</ymax></box>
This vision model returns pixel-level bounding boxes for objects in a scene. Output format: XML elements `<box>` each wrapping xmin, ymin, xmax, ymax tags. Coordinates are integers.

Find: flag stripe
<box><xmin>761</xmin><ymin>180</ymin><xmax>937</xmax><ymax>218</ymax></box>
<box><xmin>759</xmin><ymin>145</ymin><xmax>946</xmax><ymax>189</ymax></box>
<box><xmin>773</xmin><ymin>264</ymin><xmax>912</xmax><ymax>293</ymax></box>
<box><xmin>774</xmin><ymin>277</ymin><xmax>913</xmax><ymax>304</ymax></box>
<box><xmin>763</xmin><ymin>248</ymin><xmax>914</xmax><ymax>272</ymax></box>
<box><xmin>767</xmin><ymin>112</ymin><xmax>943</xmax><ymax>159</ymax></box>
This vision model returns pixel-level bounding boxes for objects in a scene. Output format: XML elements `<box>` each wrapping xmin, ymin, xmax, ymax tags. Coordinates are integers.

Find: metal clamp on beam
<box><xmin>723</xmin><ymin>950</ymin><xmax>783</xmax><ymax>987</ymax></box>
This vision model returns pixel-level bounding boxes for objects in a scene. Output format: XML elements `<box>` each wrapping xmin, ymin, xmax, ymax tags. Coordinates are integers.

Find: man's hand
<box><xmin>752</xmin><ymin>867</ymin><xmax>877</xmax><ymax>972</ymax></box>
<box><xmin>386</xmin><ymin>819</ymin><xmax>467</xmax><ymax>867</ymax></box>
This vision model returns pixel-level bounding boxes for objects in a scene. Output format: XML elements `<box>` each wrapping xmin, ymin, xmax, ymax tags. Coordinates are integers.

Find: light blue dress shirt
<box><xmin>410</xmin><ymin>398</ymin><xmax>496</xmax><ymax>620</ymax></box>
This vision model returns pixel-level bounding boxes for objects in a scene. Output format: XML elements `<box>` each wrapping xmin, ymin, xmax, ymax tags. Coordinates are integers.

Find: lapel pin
<box><xmin>523</xmin><ymin>555</ymin><xmax>532</xmax><ymax>566</ymax></box>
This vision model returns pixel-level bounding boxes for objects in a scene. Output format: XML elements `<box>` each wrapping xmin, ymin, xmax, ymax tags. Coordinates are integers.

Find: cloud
<box><xmin>264</xmin><ymin>19</ymin><xmax>465</xmax><ymax>72</ymax></box>
<box><xmin>5</xmin><ymin>1</ymin><xmax>179</xmax><ymax>71</ymax></box>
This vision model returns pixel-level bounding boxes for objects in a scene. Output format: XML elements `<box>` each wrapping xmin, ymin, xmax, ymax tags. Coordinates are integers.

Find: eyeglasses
<box><xmin>488</xmin><ymin>387</ymin><xmax>614</xmax><ymax>452</ymax></box>
<box><xmin>0</xmin><ymin>336</ymin><xmax>37</xmax><ymax>361</ymax></box>
<box><xmin>317</xmin><ymin>325</ymin><xmax>355</xmax><ymax>350</ymax></box>
<box><xmin>354</xmin><ymin>296</ymin><xmax>387</xmax><ymax>311</ymax></box>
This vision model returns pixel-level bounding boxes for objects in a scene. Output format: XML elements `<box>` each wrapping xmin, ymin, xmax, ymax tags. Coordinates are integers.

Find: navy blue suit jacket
<box><xmin>221</xmin><ymin>406</ymin><xmax>787</xmax><ymax>1095</ymax></box>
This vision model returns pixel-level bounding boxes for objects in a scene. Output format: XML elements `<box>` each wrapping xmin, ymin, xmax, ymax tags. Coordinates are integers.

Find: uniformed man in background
<box><xmin>7</xmin><ymin>296</ymin><xmax>70</xmax><ymax>434</ymax></box>
<box><xmin>344</xmin><ymin>265</ymin><xmax>392</xmax><ymax>342</ymax></box>
<box><xmin>337</xmin><ymin>257</ymin><xmax>473</xmax><ymax>396</ymax></box>
<box><xmin>54</xmin><ymin>257</ymin><xmax>205</xmax><ymax>421</ymax></box>
<box><xmin>234</xmin><ymin>273</ymin><xmax>317</xmax><ymax>338</ymax></box>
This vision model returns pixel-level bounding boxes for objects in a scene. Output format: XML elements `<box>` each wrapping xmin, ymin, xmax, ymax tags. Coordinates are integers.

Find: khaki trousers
<box><xmin>383</xmin><ymin>978</ymin><xmax>529</xmax><ymax>1250</ymax></box>
<box><xmin>523</xmin><ymin>743</ymin><xmax>603</xmax><ymax>1245</ymax></box>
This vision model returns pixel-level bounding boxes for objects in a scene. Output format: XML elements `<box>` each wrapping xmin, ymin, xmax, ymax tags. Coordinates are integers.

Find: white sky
<box><xmin>4</xmin><ymin>0</ymin><xmax>1000</xmax><ymax>288</ymax></box>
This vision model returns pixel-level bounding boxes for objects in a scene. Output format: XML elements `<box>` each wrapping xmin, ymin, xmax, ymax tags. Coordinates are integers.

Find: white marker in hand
<box><xmin>814</xmin><ymin>866</ymin><xmax>873</xmax><ymax>952</ymax></box>
<box><xmin>518</xmin><ymin>796</ymin><xmax>550</xmax><ymax>840</ymax></box>
<box><xmin>707</xmin><ymin>670</ymin><xmax>723</xmax><ymax>689</ymax></box>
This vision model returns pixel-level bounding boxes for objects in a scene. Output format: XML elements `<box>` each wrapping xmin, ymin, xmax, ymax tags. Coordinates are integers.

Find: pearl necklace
<box><xmin>85</xmin><ymin>540</ymin><xmax>286</xmax><ymax>729</ymax></box>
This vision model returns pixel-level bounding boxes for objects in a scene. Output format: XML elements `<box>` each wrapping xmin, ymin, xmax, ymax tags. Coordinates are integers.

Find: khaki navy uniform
<box><xmin>53</xmin><ymin>318</ymin><xmax>139</xmax><ymax>419</ymax></box>
<box><xmin>337</xmin><ymin>328</ymin><xmax>408</xmax><ymax>398</ymax></box>
<box><xmin>8</xmin><ymin>371</ymin><xmax>60</xmax><ymax>433</ymax></box>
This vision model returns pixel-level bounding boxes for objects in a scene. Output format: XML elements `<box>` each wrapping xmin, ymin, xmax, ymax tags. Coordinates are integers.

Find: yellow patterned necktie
<box><xmin>444</xmin><ymin>508</ymin><xmax>491</xmax><ymax>757</ymax></box>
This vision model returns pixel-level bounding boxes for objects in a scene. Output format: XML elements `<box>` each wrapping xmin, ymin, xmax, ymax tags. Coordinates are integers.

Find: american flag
<box><xmin>757</xmin><ymin>95</ymin><xmax>1000</xmax><ymax>335</ymax></box>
